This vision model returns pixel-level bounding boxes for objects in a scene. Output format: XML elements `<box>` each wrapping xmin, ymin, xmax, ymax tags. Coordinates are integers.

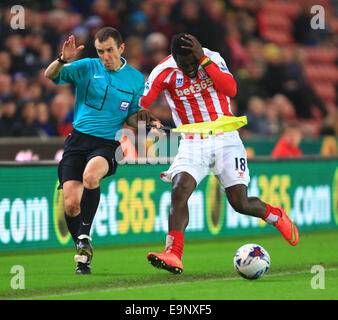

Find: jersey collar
<box><xmin>117</xmin><ymin>57</ymin><xmax>127</xmax><ymax>71</ymax></box>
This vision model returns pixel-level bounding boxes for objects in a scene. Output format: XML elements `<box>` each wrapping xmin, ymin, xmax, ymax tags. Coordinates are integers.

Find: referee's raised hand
<box><xmin>61</xmin><ymin>35</ymin><xmax>84</xmax><ymax>61</ymax></box>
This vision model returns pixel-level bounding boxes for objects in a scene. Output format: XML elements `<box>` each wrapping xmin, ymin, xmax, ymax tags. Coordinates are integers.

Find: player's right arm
<box><xmin>45</xmin><ymin>35</ymin><xmax>84</xmax><ymax>80</ymax></box>
<box><xmin>137</xmin><ymin>66</ymin><xmax>173</xmax><ymax>129</ymax></box>
<box><xmin>139</xmin><ymin>66</ymin><xmax>172</xmax><ymax>109</ymax></box>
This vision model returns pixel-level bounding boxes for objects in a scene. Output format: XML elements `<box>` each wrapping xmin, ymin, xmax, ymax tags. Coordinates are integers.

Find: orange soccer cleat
<box><xmin>274</xmin><ymin>206</ymin><xmax>299</xmax><ymax>246</ymax></box>
<box><xmin>147</xmin><ymin>249</ymin><xmax>184</xmax><ymax>274</ymax></box>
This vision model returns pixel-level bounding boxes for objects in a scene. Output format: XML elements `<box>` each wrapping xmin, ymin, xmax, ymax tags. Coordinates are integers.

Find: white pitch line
<box><xmin>12</xmin><ymin>267</ymin><xmax>338</xmax><ymax>300</ymax></box>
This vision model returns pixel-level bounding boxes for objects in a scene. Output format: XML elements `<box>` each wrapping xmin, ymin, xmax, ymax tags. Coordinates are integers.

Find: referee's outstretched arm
<box><xmin>45</xmin><ymin>35</ymin><xmax>84</xmax><ymax>80</ymax></box>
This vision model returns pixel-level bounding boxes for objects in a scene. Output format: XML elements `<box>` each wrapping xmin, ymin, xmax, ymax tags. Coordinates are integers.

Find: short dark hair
<box><xmin>171</xmin><ymin>33</ymin><xmax>193</xmax><ymax>60</ymax></box>
<box><xmin>94</xmin><ymin>27</ymin><xmax>123</xmax><ymax>47</ymax></box>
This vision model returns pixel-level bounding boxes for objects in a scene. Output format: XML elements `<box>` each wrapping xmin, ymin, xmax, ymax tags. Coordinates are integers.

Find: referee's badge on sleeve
<box><xmin>119</xmin><ymin>101</ymin><xmax>130</xmax><ymax>111</ymax></box>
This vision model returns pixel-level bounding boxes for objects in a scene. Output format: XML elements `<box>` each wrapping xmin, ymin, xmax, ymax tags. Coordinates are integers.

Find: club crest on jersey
<box><xmin>198</xmin><ymin>68</ymin><xmax>208</xmax><ymax>79</ymax></box>
<box><xmin>119</xmin><ymin>100</ymin><xmax>130</xmax><ymax>111</ymax></box>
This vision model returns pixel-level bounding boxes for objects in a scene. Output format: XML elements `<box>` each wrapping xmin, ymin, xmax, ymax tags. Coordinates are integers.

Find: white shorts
<box><xmin>161</xmin><ymin>131</ymin><xmax>250</xmax><ymax>191</ymax></box>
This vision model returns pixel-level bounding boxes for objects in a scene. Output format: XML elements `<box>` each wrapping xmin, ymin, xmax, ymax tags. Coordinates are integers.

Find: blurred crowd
<box><xmin>0</xmin><ymin>0</ymin><xmax>337</xmax><ymax>141</ymax></box>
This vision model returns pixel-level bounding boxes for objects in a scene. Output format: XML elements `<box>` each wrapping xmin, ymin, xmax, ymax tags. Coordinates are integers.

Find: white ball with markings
<box><xmin>233</xmin><ymin>244</ymin><xmax>270</xmax><ymax>280</ymax></box>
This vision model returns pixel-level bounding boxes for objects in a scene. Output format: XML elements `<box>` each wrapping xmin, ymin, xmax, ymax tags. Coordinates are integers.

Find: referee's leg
<box><xmin>83</xmin><ymin>156</ymin><xmax>109</xmax><ymax>189</ymax></box>
<box><xmin>77</xmin><ymin>156</ymin><xmax>109</xmax><ymax>236</ymax></box>
<box><xmin>63</xmin><ymin>180</ymin><xmax>83</xmax><ymax>243</ymax></box>
<box><xmin>73</xmin><ymin>156</ymin><xmax>109</xmax><ymax>274</ymax></box>
<box><xmin>63</xmin><ymin>181</ymin><xmax>83</xmax><ymax>217</ymax></box>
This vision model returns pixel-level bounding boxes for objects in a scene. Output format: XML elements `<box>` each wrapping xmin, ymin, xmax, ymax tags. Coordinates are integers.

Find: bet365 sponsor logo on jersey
<box><xmin>175</xmin><ymin>78</ymin><xmax>213</xmax><ymax>96</ymax></box>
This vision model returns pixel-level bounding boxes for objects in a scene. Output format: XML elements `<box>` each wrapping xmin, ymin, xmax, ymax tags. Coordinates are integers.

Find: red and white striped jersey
<box><xmin>140</xmin><ymin>48</ymin><xmax>237</xmax><ymax>130</ymax></box>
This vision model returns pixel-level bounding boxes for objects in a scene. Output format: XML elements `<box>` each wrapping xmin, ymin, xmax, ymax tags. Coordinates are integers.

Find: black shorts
<box><xmin>57</xmin><ymin>129</ymin><xmax>122</xmax><ymax>189</ymax></box>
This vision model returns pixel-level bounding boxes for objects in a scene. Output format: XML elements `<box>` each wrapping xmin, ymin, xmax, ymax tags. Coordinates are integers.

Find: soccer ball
<box><xmin>233</xmin><ymin>244</ymin><xmax>270</xmax><ymax>280</ymax></box>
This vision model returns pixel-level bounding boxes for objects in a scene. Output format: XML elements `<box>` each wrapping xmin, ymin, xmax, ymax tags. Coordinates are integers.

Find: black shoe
<box><xmin>76</xmin><ymin>261</ymin><xmax>92</xmax><ymax>274</ymax></box>
<box><xmin>74</xmin><ymin>235</ymin><xmax>93</xmax><ymax>275</ymax></box>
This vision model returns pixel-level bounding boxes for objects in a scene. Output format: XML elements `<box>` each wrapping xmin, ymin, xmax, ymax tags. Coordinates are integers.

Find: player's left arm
<box><xmin>200</xmin><ymin>54</ymin><xmax>237</xmax><ymax>97</ymax></box>
<box><xmin>132</xmin><ymin>66</ymin><xmax>171</xmax><ymax>128</ymax></box>
<box><xmin>125</xmin><ymin>81</ymin><xmax>161</xmax><ymax>128</ymax></box>
<box><xmin>181</xmin><ymin>34</ymin><xmax>237</xmax><ymax>98</ymax></box>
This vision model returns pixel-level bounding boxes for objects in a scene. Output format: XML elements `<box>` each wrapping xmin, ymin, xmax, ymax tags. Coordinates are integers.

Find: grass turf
<box><xmin>1</xmin><ymin>229</ymin><xmax>337</xmax><ymax>300</ymax></box>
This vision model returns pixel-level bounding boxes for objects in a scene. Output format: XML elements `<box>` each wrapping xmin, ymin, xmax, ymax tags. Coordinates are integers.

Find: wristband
<box><xmin>200</xmin><ymin>56</ymin><xmax>212</xmax><ymax>68</ymax></box>
<box><xmin>57</xmin><ymin>53</ymin><xmax>68</xmax><ymax>64</ymax></box>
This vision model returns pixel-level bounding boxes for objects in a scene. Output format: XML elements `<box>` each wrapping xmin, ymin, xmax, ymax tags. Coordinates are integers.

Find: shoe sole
<box><xmin>75</xmin><ymin>266</ymin><xmax>91</xmax><ymax>275</ymax></box>
<box><xmin>147</xmin><ymin>254</ymin><xmax>183</xmax><ymax>274</ymax></box>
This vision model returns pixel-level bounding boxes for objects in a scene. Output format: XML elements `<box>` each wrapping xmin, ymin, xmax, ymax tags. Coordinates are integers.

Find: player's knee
<box><xmin>64</xmin><ymin>198</ymin><xmax>80</xmax><ymax>217</ymax></box>
<box><xmin>171</xmin><ymin>183</ymin><xmax>192</xmax><ymax>203</ymax></box>
<box><xmin>83</xmin><ymin>171</ymin><xmax>100</xmax><ymax>189</ymax></box>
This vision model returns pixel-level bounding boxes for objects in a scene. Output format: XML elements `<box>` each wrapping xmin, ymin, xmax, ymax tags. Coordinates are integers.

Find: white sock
<box><xmin>264</xmin><ymin>213</ymin><xmax>280</xmax><ymax>225</ymax></box>
<box><xmin>165</xmin><ymin>235</ymin><xmax>174</xmax><ymax>250</ymax></box>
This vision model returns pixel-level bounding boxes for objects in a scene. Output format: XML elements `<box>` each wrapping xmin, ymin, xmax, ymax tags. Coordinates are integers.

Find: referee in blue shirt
<box><xmin>45</xmin><ymin>27</ymin><xmax>157</xmax><ymax>274</ymax></box>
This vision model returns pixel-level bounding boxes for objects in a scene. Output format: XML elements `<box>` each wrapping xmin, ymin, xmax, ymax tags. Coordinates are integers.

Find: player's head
<box><xmin>171</xmin><ymin>33</ymin><xmax>199</xmax><ymax>78</ymax></box>
<box><xmin>94</xmin><ymin>27</ymin><xmax>125</xmax><ymax>71</ymax></box>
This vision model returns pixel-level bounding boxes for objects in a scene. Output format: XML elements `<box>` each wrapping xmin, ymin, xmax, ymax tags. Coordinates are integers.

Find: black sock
<box><xmin>64</xmin><ymin>212</ymin><xmax>81</xmax><ymax>243</ymax></box>
<box><xmin>78</xmin><ymin>187</ymin><xmax>100</xmax><ymax>237</ymax></box>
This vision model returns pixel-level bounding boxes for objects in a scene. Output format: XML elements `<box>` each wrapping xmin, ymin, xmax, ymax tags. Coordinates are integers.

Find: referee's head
<box><xmin>94</xmin><ymin>27</ymin><xmax>125</xmax><ymax>71</ymax></box>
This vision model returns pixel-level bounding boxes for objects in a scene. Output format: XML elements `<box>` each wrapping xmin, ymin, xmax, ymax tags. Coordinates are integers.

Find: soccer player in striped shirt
<box><xmin>141</xmin><ymin>33</ymin><xmax>299</xmax><ymax>274</ymax></box>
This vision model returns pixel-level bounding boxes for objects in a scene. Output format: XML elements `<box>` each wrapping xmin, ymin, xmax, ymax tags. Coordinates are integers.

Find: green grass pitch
<box><xmin>1</xmin><ymin>230</ymin><xmax>338</xmax><ymax>300</ymax></box>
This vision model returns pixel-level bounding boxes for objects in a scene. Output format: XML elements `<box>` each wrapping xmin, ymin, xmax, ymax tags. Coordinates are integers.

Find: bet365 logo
<box><xmin>175</xmin><ymin>79</ymin><xmax>213</xmax><ymax>96</ymax></box>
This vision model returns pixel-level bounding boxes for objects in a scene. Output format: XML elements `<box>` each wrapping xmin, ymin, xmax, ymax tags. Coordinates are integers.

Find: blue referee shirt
<box><xmin>53</xmin><ymin>57</ymin><xmax>145</xmax><ymax>140</ymax></box>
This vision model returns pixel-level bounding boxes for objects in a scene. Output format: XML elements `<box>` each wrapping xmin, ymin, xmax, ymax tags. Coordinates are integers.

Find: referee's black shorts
<box><xmin>57</xmin><ymin>129</ymin><xmax>122</xmax><ymax>189</ymax></box>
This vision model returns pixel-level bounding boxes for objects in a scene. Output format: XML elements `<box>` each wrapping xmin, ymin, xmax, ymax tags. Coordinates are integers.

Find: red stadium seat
<box><xmin>262</xmin><ymin>29</ymin><xmax>294</xmax><ymax>45</ymax></box>
<box><xmin>304</xmin><ymin>62</ymin><xmax>338</xmax><ymax>82</ymax></box>
<box><xmin>262</xmin><ymin>1</ymin><xmax>301</xmax><ymax>18</ymax></box>
<box><xmin>262</xmin><ymin>13</ymin><xmax>292</xmax><ymax>30</ymax></box>
<box><xmin>304</xmin><ymin>47</ymin><xmax>337</xmax><ymax>63</ymax></box>
<box><xmin>312</xmin><ymin>82</ymin><xmax>336</xmax><ymax>103</ymax></box>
